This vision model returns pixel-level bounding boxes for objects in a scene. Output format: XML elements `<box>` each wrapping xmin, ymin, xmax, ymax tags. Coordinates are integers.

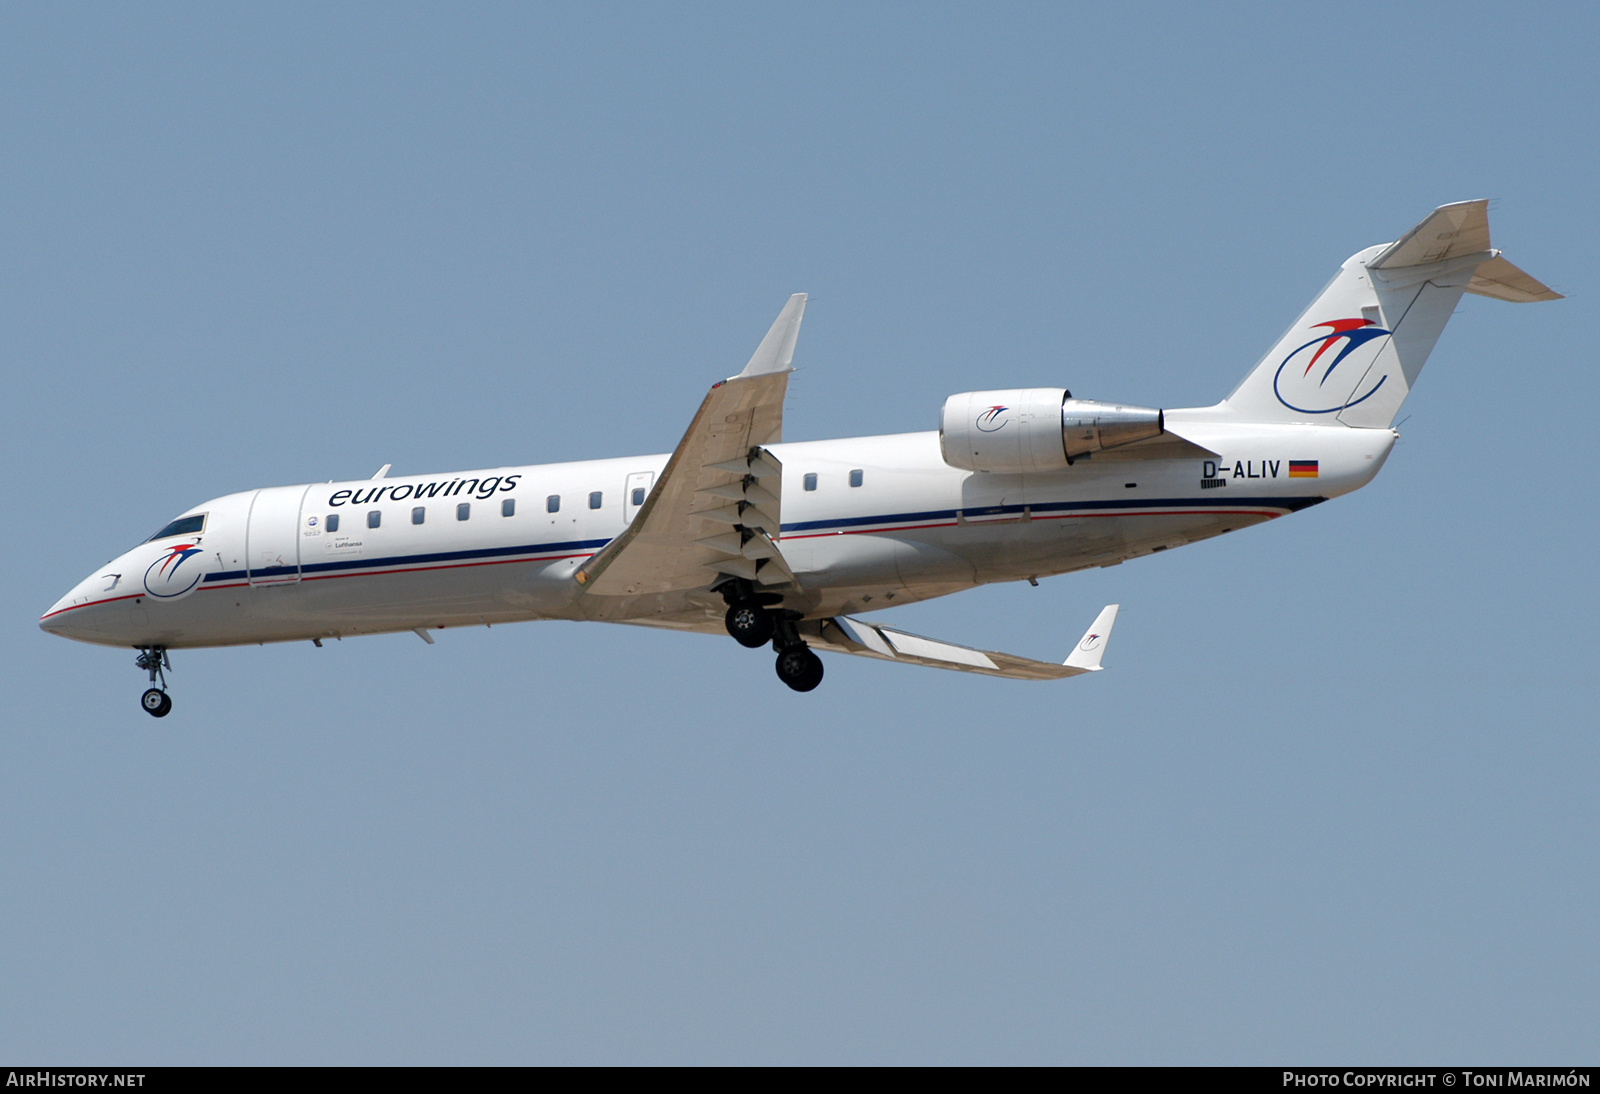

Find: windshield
<box><xmin>148</xmin><ymin>514</ymin><xmax>206</xmax><ymax>541</ymax></box>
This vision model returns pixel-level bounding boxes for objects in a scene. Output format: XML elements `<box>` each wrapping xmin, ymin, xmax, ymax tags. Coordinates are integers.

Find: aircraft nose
<box><xmin>39</xmin><ymin>604</ymin><xmax>65</xmax><ymax>634</ymax></box>
<box><xmin>40</xmin><ymin>583</ymin><xmax>95</xmax><ymax>637</ymax></box>
<box><xmin>40</xmin><ymin>569</ymin><xmax>130</xmax><ymax>642</ymax></box>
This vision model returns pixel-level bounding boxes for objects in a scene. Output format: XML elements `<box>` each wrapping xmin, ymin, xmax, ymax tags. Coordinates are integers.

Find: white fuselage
<box><xmin>40</xmin><ymin>413</ymin><xmax>1396</xmax><ymax>650</ymax></box>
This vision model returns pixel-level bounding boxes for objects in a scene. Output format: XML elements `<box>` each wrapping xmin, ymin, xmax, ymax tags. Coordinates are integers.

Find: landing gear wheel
<box><xmin>774</xmin><ymin>646</ymin><xmax>825</xmax><ymax>692</ymax></box>
<box><xmin>141</xmin><ymin>688</ymin><xmax>172</xmax><ymax>718</ymax></box>
<box><xmin>725</xmin><ymin>602</ymin><xmax>775</xmax><ymax>649</ymax></box>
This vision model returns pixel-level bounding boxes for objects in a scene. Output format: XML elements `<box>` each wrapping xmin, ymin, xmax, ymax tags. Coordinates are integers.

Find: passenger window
<box><xmin>412</xmin><ymin>507</ymin><xmax>426</xmax><ymax>525</ymax></box>
<box><xmin>148</xmin><ymin>514</ymin><xmax>206</xmax><ymax>541</ymax></box>
<box><xmin>457</xmin><ymin>503</ymin><xmax>471</xmax><ymax>521</ymax></box>
<box><xmin>589</xmin><ymin>491</ymin><xmax>602</xmax><ymax>510</ymax></box>
<box><xmin>631</xmin><ymin>487</ymin><xmax>646</xmax><ymax>506</ymax></box>
<box><xmin>803</xmin><ymin>473</ymin><xmax>818</xmax><ymax>491</ymax></box>
<box><xmin>368</xmin><ymin>510</ymin><xmax>381</xmax><ymax>529</ymax></box>
<box><xmin>849</xmin><ymin>469</ymin><xmax>864</xmax><ymax>488</ymax></box>
<box><xmin>326</xmin><ymin>513</ymin><xmax>340</xmax><ymax>533</ymax></box>
<box><xmin>547</xmin><ymin>495</ymin><xmax>560</xmax><ymax>513</ymax></box>
<box><xmin>501</xmin><ymin>498</ymin><xmax>515</xmax><ymax>517</ymax></box>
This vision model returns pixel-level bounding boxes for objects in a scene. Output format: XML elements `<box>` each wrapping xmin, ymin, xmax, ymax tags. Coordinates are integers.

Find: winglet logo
<box><xmin>1078</xmin><ymin>633</ymin><xmax>1102</xmax><ymax>652</ymax></box>
<box><xmin>1273</xmin><ymin>318</ymin><xmax>1392</xmax><ymax>414</ymax></box>
<box><xmin>975</xmin><ymin>405</ymin><xmax>1011</xmax><ymax>432</ymax></box>
<box><xmin>143</xmin><ymin>543</ymin><xmax>207</xmax><ymax>599</ymax></box>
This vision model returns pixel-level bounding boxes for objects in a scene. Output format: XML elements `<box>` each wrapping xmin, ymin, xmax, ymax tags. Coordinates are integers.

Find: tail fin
<box><xmin>1222</xmin><ymin>201</ymin><xmax>1560</xmax><ymax>428</ymax></box>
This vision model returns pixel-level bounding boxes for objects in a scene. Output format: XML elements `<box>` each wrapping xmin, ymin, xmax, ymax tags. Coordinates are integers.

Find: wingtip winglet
<box><xmin>734</xmin><ymin>293</ymin><xmax>807</xmax><ymax>379</ymax></box>
<box><xmin>1064</xmin><ymin>604</ymin><xmax>1119</xmax><ymax>672</ymax></box>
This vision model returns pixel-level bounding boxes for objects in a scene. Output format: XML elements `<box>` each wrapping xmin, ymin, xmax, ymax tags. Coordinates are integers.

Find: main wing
<box><xmin>574</xmin><ymin>294</ymin><xmax>806</xmax><ymax>598</ymax></box>
<box><xmin>801</xmin><ymin>604</ymin><xmax>1120</xmax><ymax>681</ymax></box>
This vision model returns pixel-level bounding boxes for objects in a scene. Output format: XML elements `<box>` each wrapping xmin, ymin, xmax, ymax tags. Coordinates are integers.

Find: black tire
<box><xmin>774</xmin><ymin>646</ymin><xmax>825</xmax><ymax>692</ymax></box>
<box><xmin>142</xmin><ymin>688</ymin><xmax>172</xmax><ymax>718</ymax></box>
<box><xmin>725</xmin><ymin>602</ymin><xmax>775</xmax><ymax>649</ymax></box>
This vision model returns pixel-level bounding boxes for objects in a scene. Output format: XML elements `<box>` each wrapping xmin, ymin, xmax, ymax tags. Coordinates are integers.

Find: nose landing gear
<box><xmin>135</xmin><ymin>647</ymin><xmax>172</xmax><ymax>717</ymax></box>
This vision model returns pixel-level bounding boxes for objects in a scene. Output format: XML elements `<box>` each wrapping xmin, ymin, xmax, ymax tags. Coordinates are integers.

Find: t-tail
<box><xmin>1219</xmin><ymin>200</ymin><xmax>1560</xmax><ymax>428</ymax></box>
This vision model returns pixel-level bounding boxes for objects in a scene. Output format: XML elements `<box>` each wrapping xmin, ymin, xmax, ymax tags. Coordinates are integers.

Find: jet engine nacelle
<box><xmin>939</xmin><ymin>388</ymin><xmax>1164</xmax><ymax>473</ymax></box>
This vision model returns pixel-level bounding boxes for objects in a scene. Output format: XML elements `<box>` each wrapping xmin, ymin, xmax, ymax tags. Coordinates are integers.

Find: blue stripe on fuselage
<box><xmin>207</xmin><ymin>496</ymin><xmax>1324</xmax><ymax>583</ymax></box>
<box><xmin>781</xmin><ymin>494</ymin><xmax>1324</xmax><ymax>533</ymax></box>
<box><xmin>206</xmin><ymin>536</ymin><xmax>612</xmax><ymax>583</ymax></box>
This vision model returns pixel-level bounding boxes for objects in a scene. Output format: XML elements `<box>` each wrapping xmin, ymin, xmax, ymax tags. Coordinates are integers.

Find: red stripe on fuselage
<box><xmin>292</xmin><ymin>552</ymin><xmax>596</xmax><ymax>583</ymax></box>
<box><xmin>41</xmin><ymin>552</ymin><xmax>599</xmax><ymax>619</ymax></box>
<box><xmin>39</xmin><ymin>592</ymin><xmax>145</xmax><ymax>621</ymax></box>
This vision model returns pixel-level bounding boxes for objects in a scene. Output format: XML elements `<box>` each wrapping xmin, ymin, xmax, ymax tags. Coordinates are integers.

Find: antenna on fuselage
<box><xmin>371</xmin><ymin>464</ymin><xmax>391</xmax><ymax>479</ymax></box>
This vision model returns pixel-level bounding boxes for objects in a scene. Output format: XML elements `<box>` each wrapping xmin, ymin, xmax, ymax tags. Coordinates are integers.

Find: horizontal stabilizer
<box><xmin>1465</xmin><ymin>254</ymin><xmax>1563</xmax><ymax>303</ymax></box>
<box><xmin>1369</xmin><ymin>199</ymin><xmax>1492</xmax><ymax>269</ymax></box>
<box><xmin>801</xmin><ymin>604</ymin><xmax>1120</xmax><ymax>681</ymax></box>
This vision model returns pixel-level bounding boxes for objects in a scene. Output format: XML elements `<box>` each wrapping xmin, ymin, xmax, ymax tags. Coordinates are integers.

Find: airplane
<box><xmin>40</xmin><ymin>201</ymin><xmax>1559</xmax><ymax>715</ymax></box>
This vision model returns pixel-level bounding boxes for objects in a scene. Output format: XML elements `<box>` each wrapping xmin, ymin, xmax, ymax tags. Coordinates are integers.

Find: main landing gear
<box><xmin>719</xmin><ymin>582</ymin><xmax>825</xmax><ymax>693</ymax></box>
<box><xmin>136</xmin><ymin>646</ymin><xmax>172</xmax><ymax>718</ymax></box>
<box><xmin>774</xmin><ymin>643</ymin><xmax>824</xmax><ymax>693</ymax></box>
<box><xmin>724</xmin><ymin>600</ymin><xmax>775</xmax><ymax>648</ymax></box>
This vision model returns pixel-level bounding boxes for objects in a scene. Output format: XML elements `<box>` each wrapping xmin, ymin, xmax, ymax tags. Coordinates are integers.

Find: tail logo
<box><xmin>143</xmin><ymin>543</ymin><xmax>207</xmax><ymax>600</ymax></box>
<box><xmin>1079</xmin><ymin>633</ymin><xmax>1102</xmax><ymax>651</ymax></box>
<box><xmin>1273</xmin><ymin>318</ymin><xmax>1392</xmax><ymax>414</ymax></box>
<box><xmin>975</xmin><ymin>405</ymin><xmax>1011</xmax><ymax>432</ymax></box>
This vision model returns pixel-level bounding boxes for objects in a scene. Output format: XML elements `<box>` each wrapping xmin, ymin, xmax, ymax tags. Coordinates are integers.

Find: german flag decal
<box><xmin>1288</xmin><ymin>460</ymin><xmax>1319</xmax><ymax>478</ymax></box>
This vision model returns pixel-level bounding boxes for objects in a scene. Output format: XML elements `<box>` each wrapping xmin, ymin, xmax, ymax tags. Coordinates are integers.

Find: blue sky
<box><xmin>3</xmin><ymin>3</ymin><xmax>1596</xmax><ymax>1063</ymax></box>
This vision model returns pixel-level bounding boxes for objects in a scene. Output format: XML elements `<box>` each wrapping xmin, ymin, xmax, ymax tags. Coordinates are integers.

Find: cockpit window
<box><xmin>148</xmin><ymin>514</ymin><xmax>206</xmax><ymax>541</ymax></box>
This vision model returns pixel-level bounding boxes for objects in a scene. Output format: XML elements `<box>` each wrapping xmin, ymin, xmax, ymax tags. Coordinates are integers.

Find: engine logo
<box><xmin>143</xmin><ymin>543</ymin><xmax>207</xmax><ymax>600</ymax></box>
<box><xmin>1273</xmin><ymin>318</ymin><xmax>1391</xmax><ymax>414</ymax></box>
<box><xmin>975</xmin><ymin>405</ymin><xmax>1011</xmax><ymax>432</ymax></box>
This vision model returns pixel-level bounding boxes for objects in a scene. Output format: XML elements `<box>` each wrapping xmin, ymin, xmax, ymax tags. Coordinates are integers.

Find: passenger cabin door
<box><xmin>246</xmin><ymin>485</ymin><xmax>310</xmax><ymax>586</ymax></box>
<box><xmin>623</xmin><ymin>471</ymin><xmax>654</xmax><ymax>525</ymax></box>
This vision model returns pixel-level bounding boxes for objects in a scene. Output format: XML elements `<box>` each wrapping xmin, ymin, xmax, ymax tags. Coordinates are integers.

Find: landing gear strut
<box><xmin>135</xmin><ymin>647</ymin><xmax>172</xmax><ymax>718</ymax></box>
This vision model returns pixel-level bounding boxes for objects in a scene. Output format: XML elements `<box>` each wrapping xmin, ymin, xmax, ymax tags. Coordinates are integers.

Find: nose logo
<box><xmin>143</xmin><ymin>543</ymin><xmax>207</xmax><ymax>599</ymax></box>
